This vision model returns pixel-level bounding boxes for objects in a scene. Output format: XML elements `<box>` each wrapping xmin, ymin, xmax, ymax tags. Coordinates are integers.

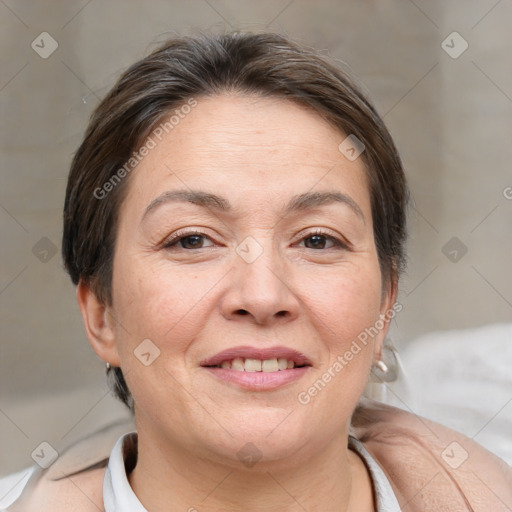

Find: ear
<box><xmin>373</xmin><ymin>275</ymin><xmax>399</xmax><ymax>361</ymax></box>
<box><xmin>76</xmin><ymin>280</ymin><xmax>121</xmax><ymax>366</ymax></box>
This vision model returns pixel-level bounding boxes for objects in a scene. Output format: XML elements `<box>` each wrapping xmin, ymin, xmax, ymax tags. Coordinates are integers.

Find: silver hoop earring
<box><xmin>374</xmin><ymin>360</ymin><xmax>388</xmax><ymax>374</ymax></box>
<box><xmin>369</xmin><ymin>339</ymin><xmax>400</xmax><ymax>383</ymax></box>
<box><xmin>106</xmin><ymin>362</ymin><xmax>111</xmax><ymax>370</ymax></box>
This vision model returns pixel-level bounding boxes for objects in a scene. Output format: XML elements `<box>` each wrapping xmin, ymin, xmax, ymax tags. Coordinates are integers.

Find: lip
<box><xmin>202</xmin><ymin>366</ymin><xmax>310</xmax><ymax>391</ymax></box>
<box><xmin>200</xmin><ymin>345</ymin><xmax>312</xmax><ymax>367</ymax></box>
<box><xmin>200</xmin><ymin>345</ymin><xmax>312</xmax><ymax>391</ymax></box>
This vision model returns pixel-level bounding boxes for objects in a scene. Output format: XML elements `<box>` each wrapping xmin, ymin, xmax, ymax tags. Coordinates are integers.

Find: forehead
<box><xmin>121</xmin><ymin>94</ymin><xmax>371</xmax><ymax>218</ymax></box>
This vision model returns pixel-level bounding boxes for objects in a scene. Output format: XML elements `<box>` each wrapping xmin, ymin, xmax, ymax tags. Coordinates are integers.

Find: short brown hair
<box><xmin>63</xmin><ymin>32</ymin><xmax>409</xmax><ymax>409</ymax></box>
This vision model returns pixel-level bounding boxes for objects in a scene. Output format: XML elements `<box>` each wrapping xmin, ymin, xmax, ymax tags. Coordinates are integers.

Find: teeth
<box><xmin>232</xmin><ymin>358</ymin><xmax>245</xmax><ymax>371</ymax></box>
<box><xmin>262</xmin><ymin>358</ymin><xmax>279</xmax><ymax>372</ymax></box>
<box><xmin>217</xmin><ymin>358</ymin><xmax>298</xmax><ymax>372</ymax></box>
<box><xmin>245</xmin><ymin>358</ymin><xmax>262</xmax><ymax>372</ymax></box>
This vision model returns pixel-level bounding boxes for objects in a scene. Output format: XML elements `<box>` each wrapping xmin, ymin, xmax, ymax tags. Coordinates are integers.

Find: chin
<box><xmin>204</xmin><ymin>411</ymin><xmax>315</xmax><ymax>466</ymax></box>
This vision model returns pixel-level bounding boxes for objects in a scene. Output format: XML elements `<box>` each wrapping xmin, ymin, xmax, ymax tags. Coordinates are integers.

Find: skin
<box><xmin>78</xmin><ymin>94</ymin><xmax>397</xmax><ymax>511</ymax></box>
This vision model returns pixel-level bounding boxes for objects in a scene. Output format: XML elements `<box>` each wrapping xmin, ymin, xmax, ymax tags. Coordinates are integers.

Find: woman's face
<box><xmin>100</xmin><ymin>94</ymin><xmax>394</xmax><ymax>466</ymax></box>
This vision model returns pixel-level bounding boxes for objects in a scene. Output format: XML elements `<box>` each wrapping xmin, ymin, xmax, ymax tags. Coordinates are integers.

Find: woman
<box><xmin>8</xmin><ymin>32</ymin><xmax>511</xmax><ymax>511</ymax></box>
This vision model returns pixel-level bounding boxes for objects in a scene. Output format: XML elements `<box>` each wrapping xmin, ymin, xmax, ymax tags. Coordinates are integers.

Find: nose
<box><xmin>220</xmin><ymin>242</ymin><xmax>300</xmax><ymax>325</ymax></box>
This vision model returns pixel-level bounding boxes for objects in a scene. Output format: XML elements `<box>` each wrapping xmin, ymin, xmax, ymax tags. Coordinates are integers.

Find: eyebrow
<box><xmin>142</xmin><ymin>189</ymin><xmax>365</xmax><ymax>223</ymax></box>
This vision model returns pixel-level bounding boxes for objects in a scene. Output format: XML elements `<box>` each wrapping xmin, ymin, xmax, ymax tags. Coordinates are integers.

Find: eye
<box><xmin>297</xmin><ymin>230</ymin><xmax>347</xmax><ymax>250</ymax></box>
<box><xmin>162</xmin><ymin>231</ymin><xmax>214</xmax><ymax>250</ymax></box>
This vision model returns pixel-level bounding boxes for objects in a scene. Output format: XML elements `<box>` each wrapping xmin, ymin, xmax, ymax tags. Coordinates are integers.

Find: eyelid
<box><xmin>294</xmin><ymin>228</ymin><xmax>350</xmax><ymax>249</ymax></box>
<box><xmin>160</xmin><ymin>229</ymin><xmax>216</xmax><ymax>249</ymax></box>
<box><xmin>160</xmin><ymin>228</ymin><xmax>350</xmax><ymax>251</ymax></box>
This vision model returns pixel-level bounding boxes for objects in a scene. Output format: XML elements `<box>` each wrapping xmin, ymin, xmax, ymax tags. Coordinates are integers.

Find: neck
<box><xmin>128</xmin><ymin>421</ymin><xmax>374</xmax><ymax>512</ymax></box>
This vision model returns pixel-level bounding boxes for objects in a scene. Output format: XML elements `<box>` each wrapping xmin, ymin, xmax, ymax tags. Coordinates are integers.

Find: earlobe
<box><xmin>76</xmin><ymin>280</ymin><xmax>120</xmax><ymax>366</ymax></box>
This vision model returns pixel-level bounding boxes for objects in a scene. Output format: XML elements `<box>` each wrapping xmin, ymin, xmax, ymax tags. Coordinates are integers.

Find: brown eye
<box><xmin>179</xmin><ymin>235</ymin><xmax>206</xmax><ymax>249</ymax></box>
<box><xmin>162</xmin><ymin>231</ymin><xmax>214</xmax><ymax>250</ymax></box>
<box><xmin>299</xmin><ymin>231</ymin><xmax>345</xmax><ymax>250</ymax></box>
<box><xmin>304</xmin><ymin>234</ymin><xmax>330</xmax><ymax>249</ymax></box>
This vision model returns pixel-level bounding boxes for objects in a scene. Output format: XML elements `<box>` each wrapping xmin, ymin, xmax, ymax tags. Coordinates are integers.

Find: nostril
<box><xmin>276</xmin><ymin>310</ymin><xmax>287</xmax><ymax>317</ymax></box>
<box><xmin>236</xmin><ymin>309</ymin><xmax>249</xmax><ymax>315</ymax></box>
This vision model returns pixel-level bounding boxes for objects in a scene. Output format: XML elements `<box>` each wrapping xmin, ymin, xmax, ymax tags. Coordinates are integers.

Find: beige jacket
<box><xmin>9</xmin><ymin>399</ymin><xmax>512</xmax><ymax>511</ymax></box>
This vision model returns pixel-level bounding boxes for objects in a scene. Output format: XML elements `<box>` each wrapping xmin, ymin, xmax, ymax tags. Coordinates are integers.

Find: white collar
<box><xmin>103</xmin><ymin>432</ymin><xmax>147</xmax><ymax>511</ymax></box>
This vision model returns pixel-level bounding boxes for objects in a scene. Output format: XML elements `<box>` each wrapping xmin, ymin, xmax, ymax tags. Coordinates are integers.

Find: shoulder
<box><xmin>352</xmin><ymin>398</ymin><xmax>512</xmax><ymax>511</ymax></box>
<box><xmin>6</xmin><ymin>420</ymin><xmax>133</xmax><ymax>512</ymax></box>
<box><xmin>16</xmin><ymin>467</ymin><xmax>106</xmax><ymax>512</ymax></box>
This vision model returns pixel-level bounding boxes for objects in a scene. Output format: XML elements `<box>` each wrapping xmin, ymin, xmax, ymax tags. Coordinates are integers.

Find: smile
<box><xmin>208</xmin><ymin>357</ymin><xmax>304</xmax><ymax>372</ymax></box>
<box><xmin>200</xmin><ymin>346</ymin><xmax>312</xmax><ymax>390</ymax></box>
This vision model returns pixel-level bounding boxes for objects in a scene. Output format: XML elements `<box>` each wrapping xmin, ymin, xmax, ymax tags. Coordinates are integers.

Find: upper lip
<box><xmin>200</xmin><ymin>346</ymin><xmax>312</xmax><ymax>367</ymax></box>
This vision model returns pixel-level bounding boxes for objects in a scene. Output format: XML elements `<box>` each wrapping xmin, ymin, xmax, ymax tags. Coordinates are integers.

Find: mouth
<box><xmin>200</xmin><ymin>346</ymin><xmax>312</xmax><ymax>390</ymax></box>
<box><xmin>204</xmin><ymin>357</ymin><xmax>307</xmax><ymax>372</ymax></box>
<box><xmin>200</xmin><ymin>345</ymin><xmax>311</xmax><ymax>371</ymax></box>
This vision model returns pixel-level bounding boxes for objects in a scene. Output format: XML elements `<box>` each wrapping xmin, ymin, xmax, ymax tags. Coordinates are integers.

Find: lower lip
<box><xmin>202</xmin><ymin>367</ymin><xmax>310</xmax><ymax>391</ymax></box>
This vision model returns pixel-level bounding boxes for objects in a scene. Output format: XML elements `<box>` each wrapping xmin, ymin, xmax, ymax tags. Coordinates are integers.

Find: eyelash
<box><xmin>161</xmin><ymin>230</ymin><xmax>214</xmax><ymax>250</ymax></box>
<box><xmin>303</xmin><ymin>229</ymin><xmax>348</xmax><ymax>250</ymax></box>
<box><xmin>161</xmin><ymin>229</ymin><xmax>348</xmax><ymax>251</ymax></box>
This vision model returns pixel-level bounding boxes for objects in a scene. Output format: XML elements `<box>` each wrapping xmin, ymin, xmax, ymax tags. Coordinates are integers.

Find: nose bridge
<box><xmin>238</xmin><ymin>233</ymin><xmax>284</xmax><ymax>293</ymax></box>
<box><xmin>222</xmin><ymin>234</ymin><xmax>298</xmax><ymax>323</ymax></box>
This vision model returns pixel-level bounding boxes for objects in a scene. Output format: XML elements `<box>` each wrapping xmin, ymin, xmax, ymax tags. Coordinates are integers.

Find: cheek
<box><xmin>109</xmin><ymin>261</ymin><xmax>201</xmax><ymax>412</ymax></box>
<box><xmin>303</xmin><ymin>261</ymin><xmax>383</xmax><ymax>346</ymax></box>
<box><xmin>289</xmin><ymin>261</ymin><xmax>383</xmax><ymax>438</ymax></box>
<box><xmin>111</xmin><ymin>257</ymin><xmax>217</xmax><ymax>356</ymax></box>
<box><xmin>301</xmin><ymin>261</ymin><xmax>383</xmax><ymax>404</ymax></box>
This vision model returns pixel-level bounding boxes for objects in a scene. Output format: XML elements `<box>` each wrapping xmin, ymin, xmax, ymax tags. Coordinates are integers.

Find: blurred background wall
<box><xmin>1</xmin><ymin>0</ymin><xmax>511</xmax><ymax>475</ymax></box>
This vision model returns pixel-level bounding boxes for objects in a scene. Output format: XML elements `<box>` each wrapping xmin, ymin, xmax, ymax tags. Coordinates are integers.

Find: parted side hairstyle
<box><xmin>62</xmin><ymin>32</ymin><xmax>409</xmax><ymax>409</ymax></box>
